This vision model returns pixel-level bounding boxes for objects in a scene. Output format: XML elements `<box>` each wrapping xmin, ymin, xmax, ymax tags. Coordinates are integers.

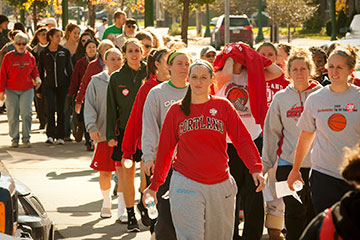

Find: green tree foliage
<box><xmin>210</xmin><ymin>0</ymin><xmax>258</xmax><ymax>17</ymax></box>
<box><xmin>266</xmin><ymin>0</ymin><xmax>318</xmax><ymax>41</ymax></box>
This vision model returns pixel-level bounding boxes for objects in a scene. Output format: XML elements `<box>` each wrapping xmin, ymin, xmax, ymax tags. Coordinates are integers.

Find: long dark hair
<box><xmin>180</xmin><ymin>60</ymin><xmax>214</xmax><ymax>116</ymax></box>
<box><xmin>72</xmin><ymin>32</ymin><xmax>93</xmax><ymax>64</ymax></box>
<box><xmin>146</xmin><ymin>48</ymin><xmax>169</xmax><ymax>79</ymax></box>
<box><xmin>30</xmin><ymin>27</ymin><xmax>47</xmax><ymax>47</ymax></box>
<box><xmin>46</xmin><ymin>28</ymin><xmax>62</xmax><ymax>44</ymax></box>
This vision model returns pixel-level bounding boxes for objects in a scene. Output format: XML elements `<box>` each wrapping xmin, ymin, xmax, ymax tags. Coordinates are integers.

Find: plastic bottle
<box><xmin>293</xmin><ymin>180</ymin><xmax>303</xmax><ymax>192</ymax></box>
<box><xmin>123</xmin><ymin>159</ymin><xmax>133</xmax><ymax>168</ymax></box>
<box><xmin>144</xmin><ymin>193</ymin><xmax>158</xmax><ymax>219</ymax></box>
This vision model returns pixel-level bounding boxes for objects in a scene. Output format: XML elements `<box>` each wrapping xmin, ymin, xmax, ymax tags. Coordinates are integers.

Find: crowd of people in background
<box><xmin>0</xmin><ymin>9</ymin><xmax>359</xmax><ymax>240</ymax></box>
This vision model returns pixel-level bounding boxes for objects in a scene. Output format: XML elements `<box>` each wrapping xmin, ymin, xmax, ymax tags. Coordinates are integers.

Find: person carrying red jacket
<box><xmin>121</xmin><ymin>48</ymin><xmax>170</xmax><ymax>230</ymax></box>
<box><xmin>213</xmin><ymin>42</ymin><xmax>283</xmax><ymax>240</ymax></box>
<box><xmin>143</xmin><ymin>60</ymin><xmax>265</xmax><ymax>240</ymax></box>
<box><xmin>0</xmin><ymin>32</ymin><xmax>41</xmax><ymax>147</ymax></box>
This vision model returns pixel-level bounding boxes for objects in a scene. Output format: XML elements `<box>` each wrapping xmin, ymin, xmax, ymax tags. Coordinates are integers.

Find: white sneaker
<box><xmin>56</xmin><ymin>139</ymin><xmax>65</xmax><ymax>145</ymax></box>
<box><xmin>116</xmin><ymin>213</ymin><xmax>128</xmax><ymax>224</ymax></box>
<box><xmin>100</xmin><ymin>207</ymin><xmax>112</xmax><ymax>219</ymax></box>
<box><xmin>45</xmin><ymin>137</ymin><xmax>54</xmax><ymax>144</ymax></box>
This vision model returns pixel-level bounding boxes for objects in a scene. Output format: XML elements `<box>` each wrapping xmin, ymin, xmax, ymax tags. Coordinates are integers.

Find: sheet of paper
<box><xmin>275</xmin><ymin>181</ymin><xmax>302</xmax><ymax>204</ymax></box>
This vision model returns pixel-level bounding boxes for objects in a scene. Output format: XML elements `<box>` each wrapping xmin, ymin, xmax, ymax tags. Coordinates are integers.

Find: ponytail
<box><xmin>180</xmin><ymin>87</ymin><xmax>192</xmax><ymax>116</ymax></box>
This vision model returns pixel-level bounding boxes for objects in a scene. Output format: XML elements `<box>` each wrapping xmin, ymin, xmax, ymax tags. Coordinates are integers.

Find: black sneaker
<box><xmin>127</xmin><ymin>215</ymin><xmax>140</xmax><ymax>232</ymax></box>
<box><xmin>137</xmin><ymin>202</ymin><xmax>152</xmax><ymax>227</ymax></box>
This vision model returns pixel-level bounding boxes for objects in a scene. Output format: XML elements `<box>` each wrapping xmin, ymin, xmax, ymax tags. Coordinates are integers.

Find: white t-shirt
<box><xmin>96</xmin><ymin>25</ymin><xmax>106</xmax><ymax>40</ymax></box>
<box><xmin>216</xmin><ymin>71</ymin><xmax>262</xmax><ymax>141</ymax></box>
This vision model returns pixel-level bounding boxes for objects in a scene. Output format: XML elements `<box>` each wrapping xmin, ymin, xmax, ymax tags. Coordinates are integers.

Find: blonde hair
<box><xmin>342</xmin><ymin>142</ymin><xmax>360</xmax><ymax>187</ymax></box>
<box><xmin>329</xmin><ymin>45</ymin><xmax>359</xmax><ymax>70</ymax></box>
<box><xmin>287</xmin><ymin>47</ymin><xmax>315</xmax><ymax>77</ymax></box>
<box><xmin>64</xmin><ymin>23</ymin><xmax>80</xmax><ymax>40</ymax></box>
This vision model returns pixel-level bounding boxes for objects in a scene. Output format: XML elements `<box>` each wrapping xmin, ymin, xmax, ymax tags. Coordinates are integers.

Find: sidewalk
<box><xmin>0</xmin><ymin>111</ymin><xmax>151</xmax><ymax>239</ymax></box>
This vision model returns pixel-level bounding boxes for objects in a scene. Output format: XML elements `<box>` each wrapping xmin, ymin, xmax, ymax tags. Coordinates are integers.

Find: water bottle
<box><xmin>293</xmin><ymin>180</ymin><xmax>303</xmax><ymax>192</ymax></box>
<box><xmin>145</xmin><ymin>193</ymin><xmax>158</xmax><ymax>219</ymax></box>
<box><xmin>123</xmin><ymin>159</ymin><xmax>133</xmax><ymax>168</ymax></box>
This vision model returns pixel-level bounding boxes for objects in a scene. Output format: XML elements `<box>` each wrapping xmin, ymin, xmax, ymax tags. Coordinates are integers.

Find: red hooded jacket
<box><xmin>122</xmin><ymin>74</ymin><xmax>160</xmax><ymax>159</ymax></box>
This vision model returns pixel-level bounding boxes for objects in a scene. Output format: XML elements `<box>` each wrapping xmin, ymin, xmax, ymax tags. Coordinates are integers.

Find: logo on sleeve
<box><xmin>328</xmin><ymin>113</ymin><xmax>346</xmax><ymax>132</ymax></box>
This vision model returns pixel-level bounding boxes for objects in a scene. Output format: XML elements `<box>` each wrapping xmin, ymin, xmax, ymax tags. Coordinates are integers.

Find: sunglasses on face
<box><xmin>16</xmin><ymin>42</ymin><xmax>27</xmax><ymax>46</ymax></box>
<box><xmin>126</xmin><ymin>25</ymin><xmax>136</xmax><ymax>29</ymax></box>
<box><xmin>81</xmin><ymin>39</ymin><xmax>88</xmax><ymax>43</ymax></box>
<box><xmin>144</xmin><ymin>44</ymin><xmax>152</xmax><ymax>49</ymax></box>
<box><xmin>206</xmin><ymin>53</ymin><xmax>216</xmax><ymax>58</ymax></box>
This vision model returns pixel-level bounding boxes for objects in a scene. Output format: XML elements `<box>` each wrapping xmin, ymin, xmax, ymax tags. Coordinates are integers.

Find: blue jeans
<box><xmin>5</xmin><ymin>88</ymin><xmax>34</xmax><ymax>143</ymax></box>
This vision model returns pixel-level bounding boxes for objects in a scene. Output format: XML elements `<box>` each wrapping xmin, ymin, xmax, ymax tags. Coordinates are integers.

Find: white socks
<box><xmin>101</xmin><ymin>189</ymin><xmax>111</xmax><ymax>209</ymax></box>
<box><xmin>117</xmin><ymin>192</ymin><xmax>126</xmax><ymax>218</ymax></box>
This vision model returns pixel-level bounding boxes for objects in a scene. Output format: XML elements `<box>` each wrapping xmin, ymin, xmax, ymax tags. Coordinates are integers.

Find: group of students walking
<box><xmin>0</xmin><ymin>12</ymin><xmax>359</xmax><ymax>240</ymax></box>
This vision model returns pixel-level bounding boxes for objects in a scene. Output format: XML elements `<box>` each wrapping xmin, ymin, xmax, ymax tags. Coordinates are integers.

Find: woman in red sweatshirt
<box><xmin>143</xmin><ymin>60</ymin><xmax>265</xmax><ymax>240</ymax></box>
<box><xmin>0</xmin><ymin>32</ymin><xmax>41</xmax><ymax>147</ymax></box>
<box><xmin>121</xmin><ymin>48</ymin><xmax>170</xmax><ymax>227</ymax></box>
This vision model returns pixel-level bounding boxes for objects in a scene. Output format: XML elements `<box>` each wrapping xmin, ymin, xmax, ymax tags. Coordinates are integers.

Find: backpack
<box><xmin>319</xmin><ymin>208</ymin><xmax>343</xmax><ymax>240</ymax></box>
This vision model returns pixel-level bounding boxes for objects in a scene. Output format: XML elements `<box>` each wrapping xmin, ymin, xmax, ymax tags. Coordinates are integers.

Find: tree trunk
<box><xmin>196</xmin><ymin>6</ymin><xmax>202</xmax><ymax>36</ymax></box>
<box><xmin>33</xmin><ymin>3</ymin><xmax>37</xmax><ymax>30</ymax></box>
<box><xmin>181</xmin><ymin>0</ymin><xmax>190</xmax><ymax>44</ymax></box>
<box><xmin>120</xmin><ymin>0</ymin><xmax>125</xmax><ymax>10</ymax></box>
<box><xmin>88</xmin><ymin>0</ymin><xmax>96</xmax><ymax>29</ymax></box>
<box><xmin>287</xmin><ymin>24</ymin><xmax>291</xmax><ymax>42</ymax></box>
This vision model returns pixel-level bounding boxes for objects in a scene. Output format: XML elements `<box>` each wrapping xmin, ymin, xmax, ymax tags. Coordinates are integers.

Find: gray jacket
<box><xmin>84</xmin><ymin>70</ymin><xmax>110</xmax><ymax>143</ymax></box>
<box><xmin>262</xmin><ymin>81</ymin><xmax>322</xmax><ymax>173</ymax></box>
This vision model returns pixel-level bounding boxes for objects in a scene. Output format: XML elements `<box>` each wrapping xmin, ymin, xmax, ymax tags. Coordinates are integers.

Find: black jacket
<box><xmin>38</xmin><ymin>45</ymin><xmax>73</xmax><ymax>89</ymax></box>
<box><xmin>300</xmin><ymin>190</ymin><xmax>360</xmax><ymax>240</ymax></box>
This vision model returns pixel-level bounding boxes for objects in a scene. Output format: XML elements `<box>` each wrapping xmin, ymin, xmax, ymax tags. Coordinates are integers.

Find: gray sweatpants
<box><xmin>169</xmin><ymin>170</ymin><xmax>237</xmax><ymax>240</ymax></box>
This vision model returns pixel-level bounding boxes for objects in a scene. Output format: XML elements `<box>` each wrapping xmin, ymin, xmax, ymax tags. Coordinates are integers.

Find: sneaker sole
<box><xmin>127</xmin><ymin>227</ymin><xmax>140</xmax><ymax>232</ymax></box>
<box><xmin>100</xmin><ymin>214</ymin><xmax>112</xmax><ymax>219</ymax></box>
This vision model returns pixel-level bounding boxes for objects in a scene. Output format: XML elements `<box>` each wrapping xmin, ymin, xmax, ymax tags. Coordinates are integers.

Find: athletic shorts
<box><xmin>90</xmin><ymin>141</ymin><xmax>116</xmax><ymax>171</ymax></box>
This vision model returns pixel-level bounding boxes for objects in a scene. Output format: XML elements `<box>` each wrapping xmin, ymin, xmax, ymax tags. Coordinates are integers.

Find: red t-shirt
<box><xmin>266</xmin><ymin>74</ymin><xmax>289</xmax><ymax>107</ymax></box>
<box><xmin>149</xmin><ymin>96</ymin><xmax>262</xmax><ymax>191</ymax></box>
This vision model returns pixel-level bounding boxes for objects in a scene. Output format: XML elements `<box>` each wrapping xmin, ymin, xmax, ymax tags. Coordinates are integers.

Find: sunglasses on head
<box><xmin>16</xmin><ymin>42</ymin><xmax>27</xmax><ymax>46</ymax></box>
<box><xmin>126</xmin><ymin>24</ymin><xmax>136</xmax><ymax>29</ymax></box>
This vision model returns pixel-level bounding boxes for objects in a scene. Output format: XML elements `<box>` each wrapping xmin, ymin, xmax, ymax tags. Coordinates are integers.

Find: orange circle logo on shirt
<box><xmin>328</xmin><ymin>113</ymin><xmax>347</xmax><ymax>132</ymax></box>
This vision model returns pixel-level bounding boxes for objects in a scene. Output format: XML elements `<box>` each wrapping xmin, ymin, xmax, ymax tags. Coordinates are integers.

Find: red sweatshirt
<box><xmin>0</xmin><ymin>50</ymin><xmax>39</xmax><ymax>92</ymax></box>
<box><xmin>149</xmin><ymin>96</ymin><xmax>262</xmax><ymax>191</ymax></box>
<box><xmin>213</xmin><ymin>43</ymin><xmax>272</xmax><ymax>126</ymax></box>
<box><xmin>75</xmin><ymin>57</ymin><xmax>103</xmax><ymax>104</ymax></box>
<box><xmin>68</xmin><ymin>56</ymin><xmax>89</xmax><ymax>97</ymax></box>
<box><xmin>122</xmin><ymin>74</ymin><xmax>160</xmax><ymax>159</ymax></box>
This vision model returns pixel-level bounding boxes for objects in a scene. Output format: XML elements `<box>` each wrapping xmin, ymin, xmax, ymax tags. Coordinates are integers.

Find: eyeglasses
<box><xmin>126</xmin><ymin>25</ymin><xmax>136</xmax><ymax>29</ymax></box>
<box><xmin>16</xmin><ymin>42</ymin><xmax>27</xmax><ymax>46</ymax></box>
<box><xmin>144</xmin><ymin>44</ymin><xmax>152</xmax><ymax>49</ymax></box>
<box><xmin>205</xmin><ymin>53</ymin><xmax>216</xmax><ymax>58</ymax></box>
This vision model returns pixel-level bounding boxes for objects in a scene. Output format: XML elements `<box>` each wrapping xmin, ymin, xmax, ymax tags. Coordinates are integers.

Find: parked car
<box><xmin>15</xmin><ymin>179</ymin><xmax>55</xmax><ymax>240</ymax></box>
<box><xmin>0</xmin><ymin>170</ymin><xmax>32</xmax><ymax>239</ymax></box>
<box><xmin>210</xmin><ymin>14</ymin><xmax>254</xmax><ymax>50</ymax></box>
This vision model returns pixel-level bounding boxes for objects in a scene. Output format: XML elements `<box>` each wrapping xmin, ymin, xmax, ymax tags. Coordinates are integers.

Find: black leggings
<box><xmin>227</xmin><ymin>136</ymin><xmax>264</xmax><ymax>240</ymax></box>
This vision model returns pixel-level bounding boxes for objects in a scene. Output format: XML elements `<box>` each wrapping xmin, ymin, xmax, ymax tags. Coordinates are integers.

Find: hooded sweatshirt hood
<box><xmin>262</xmin><ymin>80</ymin><xmax>322</xmax><ymax>172</ymax></box>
